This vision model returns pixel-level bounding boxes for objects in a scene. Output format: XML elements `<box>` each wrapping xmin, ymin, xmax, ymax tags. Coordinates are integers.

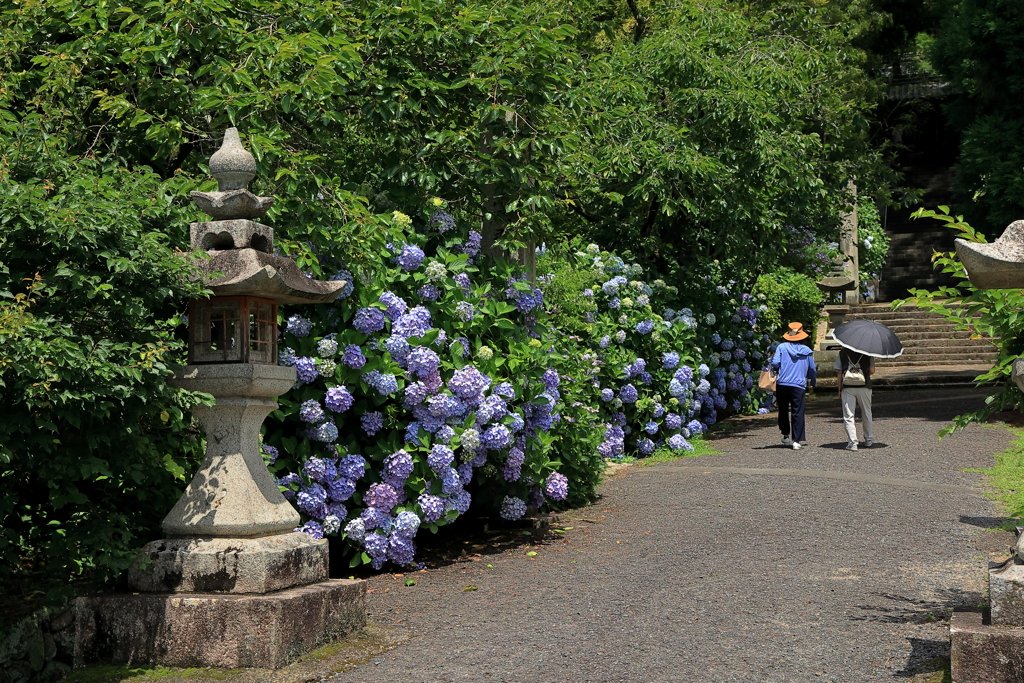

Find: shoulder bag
<box><xmin>758</xmin><ymin>368</ymin><xmax>777</xmax><ymax>392</ymax></box>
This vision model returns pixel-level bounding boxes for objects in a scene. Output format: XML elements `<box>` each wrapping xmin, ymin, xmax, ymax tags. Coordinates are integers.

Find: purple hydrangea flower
<box><xmin>353</xmin><ymin>307</ymin><xmax>386</xmax><ymax>334</ymax></box>
<box><xmin>456</xmin><ymin>301</ymin><xmax>475</xmax><ymax>321</ymax></box>
<box><xmin>449</xmin><ymin>365</ymin><xmax>491</xmax><ymax>398</ymax></box>
<box><xmin>300</xmin><ymin>399</ymin><xmax>325</xmax><ymax>423</ymax></box>
<box><xmin>463</xmin><ymin>231</ymin><xmax>482</xmax><ymax>258</ymax></box>
<box><xmin>261</xmin><ymin>444</ymin><xmax>279</xmax><ymax>464</ymax></box>
<box><xmin>393</xmin><ymin>306</ymin><xmax>433</xmax><ymax>339</ymax></box>
<box><xmin>499</xmin><ymin>496</ymin><xmax>527</xmax><ymax>521</ymax></box>
<box><xmin>393</xmin><ymin>510</ymin><xmax>422</xmax><ymax>538</ymax></box>
<box><xmin>481</xmin><ymin>424</ymin><xmax>512</xmax><ymax>449</ymax></box>
<box><xmin>545</xmin><ymin>472</ymin><xmax>569</xmax><ymax>501</ymax></box>
<box><xmin>379</xmin><ymin>291</ymin><xmax>408</xmax><ymax>320</ymax></box>
<box><xmin>663</xmin><ymin>352</ymin><xmax>680</xmax><ymax>369</ymax></box>
<box><xmin>635</xmin><ymin>319</ymin><xmax>655</xmax><ymax>335</ymax></box>
<box><xmin>396</xmin><ymin>245</ymin><xmax>425</xmax><ymax>271</ymax></box>
<box><xmin>638</xmin><ymin>438</ymin><xmax>656</xmax><ymax>456</ymax></box>
<box><xmin>325</xmin><ymin>386</ymin><xmax>353</xmax><ymax>413</ymax></box>
<box><xmin>418</xmin><ymin>494</ymin><xmax>446</xmax><ymax>522</ymax></box>
<box><xmin>361</xmin><ymin>411</ymin><xmax>384</xmax><ymax>436</ymax></box>
<box><xmin>453</xmin><ymin>273</ymin><xmax>472</xmax><ymax>293</ymax></box>
<box><xmin>297</xmin><ymin>520</ymin><xmax>324</xmax><ymax>540</ymax></box>
<box><xmin>542</xmin><ymin>368</ymin><xmax>560</xmax><ymax>389</ymax></box>
<box><xmin>665</xmin><ymin>413</ymin><xmax>683</xmax><ymax>430</ymax></box>
<box><xmin>427</xmin><ymin>444</ymin><xmax>455</xmax><ymax>473</ymax></box>
<box><xmin>365</xmin><ymin>483</ymin><xmax>401</xmax><ymax>511</ymax></box>
<box><xmin>619</xmin><ymin>384</ymin><xmax>639</xmax><ymax>403</ymax></box>
<box><xmin>384</xmin><ymin>449</ymin><xmax>414</xmax><ymax>483</ymax></box>
<box><xmin>297</xmin><ymin>483</ymin><xmax>327</xmax><ymax>518</ymax></box>
<box><xmin>668</xmin><ymin>434</ymin><xmax>693</xmax><ymax>451</ymax></box>
<box><xmin>431</xmin><ymin>209</ymin><xmax>457</xmax><ymax>232</ymax></box>
<box><xmin>493</xmin><ymin>382</ymin><xmax>515</xmax><ymax>398</ymax></box>
<box><xmin>599</xmin><ymin>335</ymin><xmax>611</xmax><ymax>349</ymax></box>
<box><xmin>303</xmin><ymin>457</ymin><xmax>330</xmax><ymax>482</ymax></box>
<box><xmin>407</xmin><ymin>347</ymin><xmax>441</xmax><ymax>379</ymax></box>
<box><xmin>294</xmin><ymin>357</ymin><xmax>318</xmax><ymax>384</ymax></box>
<box><xmin>601</xmin><ymin>388</ymin><xmax>614</xmax><ymax>402</ymax></box>
<box><xmin>341</xmin><ymin>344</ymin><xmax>366</xmax><ymax>369</ymax></box>
<box><xmin>418</xmin><ymin>283</ymin><xmax>441</xmax><ymax>301</ymax></box>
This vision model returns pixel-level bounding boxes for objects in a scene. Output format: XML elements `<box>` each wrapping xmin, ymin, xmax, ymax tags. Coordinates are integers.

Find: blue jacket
<box><xmin>771</xmin><ymin>342</ymin><xmax>817</xmax><ymax>389</ymax></box>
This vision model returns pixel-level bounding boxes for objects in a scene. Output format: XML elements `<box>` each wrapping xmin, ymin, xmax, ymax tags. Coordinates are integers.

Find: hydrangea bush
<box><xmin>264</xmin><ymin>206</ymin><xmax>590</xmax><ymax>569</ymax></box>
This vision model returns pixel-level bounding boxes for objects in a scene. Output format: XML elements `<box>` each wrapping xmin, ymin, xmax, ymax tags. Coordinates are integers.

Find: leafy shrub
<box><xmin>858</xmin><ymin>198</ymin><xmax>890</xmax><ymax>284</ymax></box>
<box><xmin>0</xmin><ymin>151</ymin><xmax>211</xmax><ymax>602</ymax></box>
<box><xmin>900</xmin><ymin>207</ymin><xmax>1019</xmax><ymax>435</ymax></box>
<box><xmin>751</xmin><ymin>268</ymin><xmax>825</xmax><ymax>338</ymax></box>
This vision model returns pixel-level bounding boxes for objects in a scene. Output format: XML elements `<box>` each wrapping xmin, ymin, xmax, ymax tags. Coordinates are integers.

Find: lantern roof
<box><xmin>187</xmin><ymin>129</ymin><xmax>347</xmax><ymax>304</ymax></box>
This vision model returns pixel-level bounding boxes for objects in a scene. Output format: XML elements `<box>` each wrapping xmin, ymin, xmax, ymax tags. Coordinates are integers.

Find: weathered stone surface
<box><xmin>209</xmin><ymin>128</ymin><xmax>256</xmax><ymax>191</ymax></box>
<box><xmin>127</xmin><ymin>532</ymin><xmax>327</xmax><ymax>594</ymax></box>
<box><xmin>950</xmin><ymin>610</ymin><xmax>1024</xmax><ymax>683</ymax></box>
<box><xmin>74</xmin><ymin>580</ymin><xmax>366</xmax><ymax>669</ymax></box>
<box><xmin>991</xmin><ymin>560</ymin><xmax>1024</xmax><ymax>626</ymax></box>
<box><xmin>195</xmin><ymin>248</ymin><xmax>347</xmax><ymax>304</ymax></box>
<box><xmin>190</xmin><ymin>219</ymin><xmax>273</xmax><ymax>252</ymax></box>
<box><xmin>956</xmin><ymin>221</ymin><xmax>1024</xmax><ymax>289</ymax></box>
<box><xmin>165</xmin><ymin>364</ymin><xmax>299</xmax><ymax>537</ymax></box>
<box><xmin>190</xmin><ymin>191</ymin><xmax>274</xmax><ymax>221</ymax></box>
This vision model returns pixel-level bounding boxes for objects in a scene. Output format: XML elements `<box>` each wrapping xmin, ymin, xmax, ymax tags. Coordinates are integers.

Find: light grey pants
<box><xmin>841</xmin><ymin>387</ymin><xmax>873</xmax><ymax>443</ymax></box>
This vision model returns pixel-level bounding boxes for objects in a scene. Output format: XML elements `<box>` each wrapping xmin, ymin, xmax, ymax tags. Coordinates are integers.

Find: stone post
<box><xmin>839</xmin><ymin>183</ymin><xmax>859</xmax><ymax>305</ymax></box>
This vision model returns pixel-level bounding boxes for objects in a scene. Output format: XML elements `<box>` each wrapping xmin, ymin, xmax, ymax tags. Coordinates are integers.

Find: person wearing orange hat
<box><xmin>770</xmin><ymin>322</ymin><xmax>817</xmax><ymax>450</ymax></box>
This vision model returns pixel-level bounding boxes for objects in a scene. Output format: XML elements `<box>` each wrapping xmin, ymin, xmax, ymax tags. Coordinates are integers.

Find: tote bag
<box><xmin>758</xmin><ymin>368</ymin><xmax>777</xmax><ymax>392</ymax></box>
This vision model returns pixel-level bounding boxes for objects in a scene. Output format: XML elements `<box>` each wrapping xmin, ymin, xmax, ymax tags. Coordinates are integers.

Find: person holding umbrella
<box><xmin>771</xmin><ymin>322</ymin><xmax>817</xmax><ymax>450</ymax></box>
<box><xmin>831</xmin><ymin>318</ymin><xmax>904</xmax><ymax>450</ymax></box>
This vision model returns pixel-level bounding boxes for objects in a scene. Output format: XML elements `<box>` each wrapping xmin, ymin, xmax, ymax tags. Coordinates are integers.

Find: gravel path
<box><xmin>331</xmin><ymin>388</ymin><xmax>1016</xmax><ymax>682</ymax></box>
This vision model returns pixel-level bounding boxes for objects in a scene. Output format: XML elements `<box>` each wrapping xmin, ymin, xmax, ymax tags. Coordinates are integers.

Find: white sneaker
<box><xmin>864</xmin><ymin>440</ymin><xmax>873</xmax><ymax>448</ymax></box>
<box><xmin>845</xmin><ymin>442</ymin><xmax>858</xmax><ymax>451</ymax></box>
<box><xmin>792</xmin><ymin>442</ymin><xmax>802</xmax><ymax>450</ymax></box>
<box><xmin>781</xmin><ymin>436</ymin><xmax>793</xmax><ymax>446</ymax></box>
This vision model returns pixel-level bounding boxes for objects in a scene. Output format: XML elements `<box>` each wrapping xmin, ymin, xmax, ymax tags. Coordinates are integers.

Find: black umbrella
<box><xmin>832</xmin><ymin>319</ymin><xmax>904</xmax><ymax>358</ymax></box>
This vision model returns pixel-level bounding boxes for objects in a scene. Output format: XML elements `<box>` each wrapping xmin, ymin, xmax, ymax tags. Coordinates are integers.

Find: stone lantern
<box><xmin>74</xmin><ymin>129</ymin><xmax>366</xmax><ymax>669</ymax></box>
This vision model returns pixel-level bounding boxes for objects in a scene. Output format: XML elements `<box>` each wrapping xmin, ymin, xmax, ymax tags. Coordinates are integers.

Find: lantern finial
<box><xmin>190</xmin><ymin>128</ymin><xmax>275</xmax><ymax>220</ymax></box>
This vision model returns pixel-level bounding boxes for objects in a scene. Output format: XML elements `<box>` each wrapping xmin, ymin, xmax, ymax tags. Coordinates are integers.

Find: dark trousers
<box><xmin>776</xmin><ymin>384</ymin><xmax>807</xmax><ymax>443</ymax></box>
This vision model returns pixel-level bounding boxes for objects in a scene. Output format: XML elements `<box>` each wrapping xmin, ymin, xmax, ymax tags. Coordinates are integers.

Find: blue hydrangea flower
<box><xmin>668</xmin><ymin>434</ymin><xmax>694</xmax><ymax>451</ymax></box>
<box><xmin>303</xmin><ymin>457</ymin><xmax>329</xmax><ymax>482</ymax></box>
<box><xmin>294</xmin><ymin>357</ymin><xmax>318</xmax><ymax>384</ymax></box>
<box><xmin>599</xmin><ymin>335</ymin><xmax>611</xmax><ymax>349</ymax></box>
<box><xmin>499</xmin><ymin>496</ymin><xmax>528</xmax><ymax>521</ymax></box>
<box><xmin>608</xmin><ymin>297</ymin><xmax>621</xmax><ymax>310</ymax></box>
<box><xmin>502</xmin><ymin>447</ymin><xmax>525</xmax><ymax>481</ymax></box>
<box><xmin>286</xmin><ymin>314</ymin><xmax>313</xmax><ymax>338</ymax></box>
<box><xmin>393</xmin><ymin>510</ymin><xmax>421</xmax><ymax>538</ymax></box>
<box><xmin>327</xmin><ymin>477</ymin><xmax>356</xmax><ymax>502</ymax></box>
<box><xmin>338</xmin><ymin>454</ymin><xmax>367</xmax><ymax>480</ymax></box>
<box><xmin>431</xmin><ymin>209</ymin><xmax>457</xmax><ymax>232</ymax></box>
<box><xmin>312</xmin><ymin>420</ymin><xmax>338</xmax><ymax>443</ymax></box>
<box><xmin>261</xmin><ymin>444</ymin><xmax>279</xmax><ymax>464</ymax></box>
<box><xmin>481</xmin><ymin>424</ymin><xmax>512</xmax><ymax>449</ymax></box>
<box><xmin>601</xmin><ymin>388</ymin><xmax>614</xmax><ymax>402</ymax></box>
<box><xmin>542</xmin><ymin>369</ymin><xmax>560</xmax><ymax>389</ymax></box>
<box><xmin>344</xmin><ymin>517</ymin><xmax>366</xmax><ymax>541</ymax></box>
<box><xmin>619</xmin><ymin>384</ymin><xmax>638</xmax><ymax>403</ymax></box>
<box><xmin>637</xmin><ymin>438</ymin><xmax>656</xmax><ymax>456</ymax></box>
<box><xmin>384</xmin><ymin>449</ymin><xmax>414</xmax><ymax>482</ymax></box>
<box><xmin>662</xmin><ymin>352</ymin><xmax>680</xmax><ymax>369</ymax></box>
<box><xmin>545</xmin><ymin>472</ymin><xmax>568</xmax><ymax>501</ymax></box>
<box><xmin>494</xmin><ymin>382</ymin><xmax>515</xmax><ymax>398</ymax></box>
<box><xmin>418</xmin><ymin>283</ymin><xmax>441</xmax><ymax>301</ymax></box>
<box><xmin>329</xmin><ymin>269</ymin><xmax>355</xmax><ymax>298</ymax></box>
<box><xmin>665</xmin><ymin>413</ymin><xmax>683</xmax><ymax>430</ymax></box>
<box><xmin>436</xmin><ymin>425</ymin><xmax>456</xmax><ymax>443</ymax></box>
<box><xmin>635</xmin><ymin>319</ymin><xmax>654</xmax><ymax>335</ymax></box>
<box><xmin>393</xmin><ymin>306</ymin><xmax>432</xmax><ymax>339</ymax></box>
<box><xmin>353</xmin><ymin>307</ymin><xmax>386</xmax><ymax>334</ymax></box>
<box><xmin>461</xmin><ymin>232</ymin><xmax>482</xmax><ymax>258</ymax></box>
<box><xmin>644</xmin><ymin>421</ymin><xmax>658</xmax><ymax>434</ymax></box>
<box><xmin>456</xmin><ymin>301</ymin><xmax>475</xmax><ymax>321</ymax></box>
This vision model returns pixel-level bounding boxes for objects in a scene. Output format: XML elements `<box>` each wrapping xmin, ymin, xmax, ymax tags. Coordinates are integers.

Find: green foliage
<box><xmin>858</xmin><ymin>197</ymin><xmax>890</xmax><ymax>296</ymax></box>
<box><xmin>0</xmin><ymin>150</ymin><xmax>213</xmax><ymax>602</ymax></box>
<box><xmin>980</xmin><ymin>428</ymin><xmax>1024</xmax><ymax>519</ymax></box>
<box><xmin>930</xmin><ymin>0</ymin><xmax>1024</xmax><ymax>234</ymax></box>
<box><xmin>898</xmin><ymin>206</ymin><xmax>1018</xmax><ymax>435</ymax></box>
<box><xmin>751</xmin><ymin>268</ymin><xmax>825</xmax><ymax>338</ymax></box>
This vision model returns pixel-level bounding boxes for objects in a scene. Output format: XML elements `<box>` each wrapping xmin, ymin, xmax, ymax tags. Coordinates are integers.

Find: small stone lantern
<box><xmin>75</xmin><ymin>129</ymin><xmax>366</xmax><ymax>671</ymax></box>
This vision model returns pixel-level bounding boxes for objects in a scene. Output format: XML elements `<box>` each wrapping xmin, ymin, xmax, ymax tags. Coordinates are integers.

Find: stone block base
<box><xmin>127</xmin><ymin>532</ymin><xmax>327</xmax><ymax>594</ymax></box>
<box><xmin>950</xmin><ymin>610</ymin><xmax>1024</xmax><ymax>682</ymax></box>
<box><xmin>991</xmin><ymin>560</ymin><xmax>1024</xmax><ymax>625</ymax></box>
<box><xmin>73</xmin><ymin>579</ymin><xmax>365</xmax><ymax>669</ymax></box>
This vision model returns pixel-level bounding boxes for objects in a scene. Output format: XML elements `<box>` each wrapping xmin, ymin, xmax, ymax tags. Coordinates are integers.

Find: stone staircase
<box><xmin>815</xmin><ymin>302</ymin><xmax>998</xmax><ymax>389</ymax></box>
<box><xmin>843</xmin><ymin>303</ymin><xmax>998</xmax><ymax>367</ymax></box>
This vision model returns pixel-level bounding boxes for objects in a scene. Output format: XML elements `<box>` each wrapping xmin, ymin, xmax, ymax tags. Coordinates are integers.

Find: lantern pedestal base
<box><xmin>73</xmin><ymin>579</ymin><xmax>366</xmax><ymax>669</ymax></box>
<box><xmin>127</xmin><ymin>532</ymin><xmax>327</xmax><ymax>595</ymax></box>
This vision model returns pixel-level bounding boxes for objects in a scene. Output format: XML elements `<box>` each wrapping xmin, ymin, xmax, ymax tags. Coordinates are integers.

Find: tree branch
<box><xmin>625</xmin><ymin>0</ymin><xmax>647</xmax><ymax>44</ymax></box>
